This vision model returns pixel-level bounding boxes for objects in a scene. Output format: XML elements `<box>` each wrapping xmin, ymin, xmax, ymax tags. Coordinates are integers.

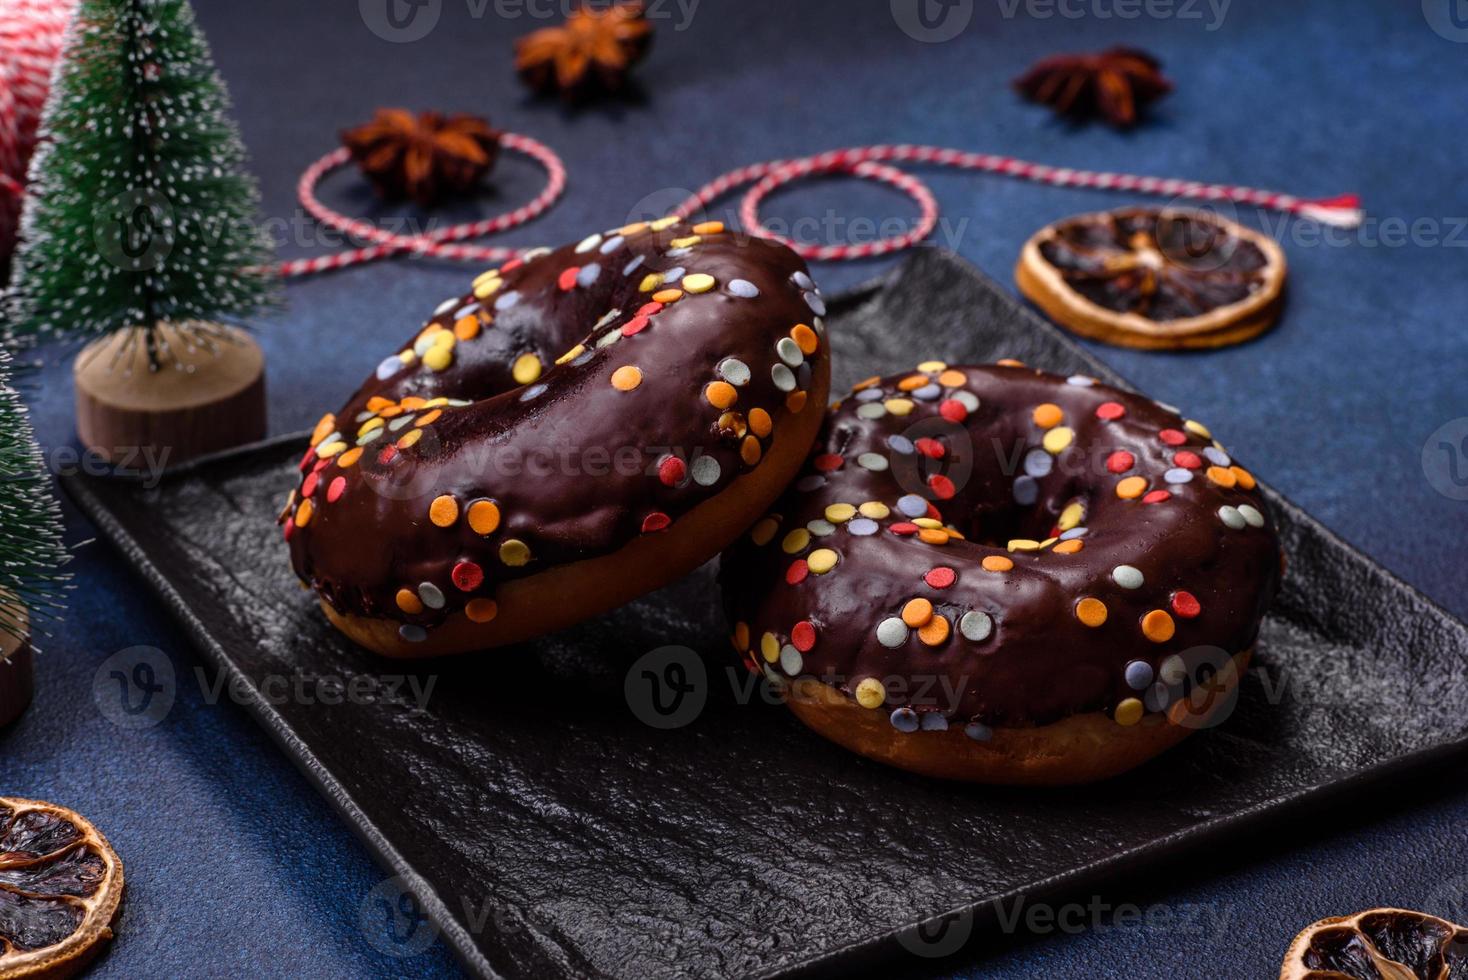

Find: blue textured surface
<box><xmin>4</xmin><ymin>1</ymin><xmax>1467</xmax><ymax>977</ymax></box>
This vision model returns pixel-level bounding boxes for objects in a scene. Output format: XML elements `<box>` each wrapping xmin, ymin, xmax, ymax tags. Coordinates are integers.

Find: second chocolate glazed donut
<box><xmin>283</xmin><ymin>219</ymin><xmax>831</xmax><ymax>657</ymax></box>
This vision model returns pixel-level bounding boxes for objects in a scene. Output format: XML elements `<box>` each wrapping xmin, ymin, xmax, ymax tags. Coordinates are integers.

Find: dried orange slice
<box><xmin>0</xmin><ymin>798</ymin><xmax>124</xmax><ymax>979</ymax></box>
<box><xmin>1280</xmin><ymin>908</ymin><xmax>1468</xmax><ymax>979</ymax></box>
<box><xmin>1017</xmin><ymin>206</ymin><xmax>1286</xmax><ymax>349</ymax></box>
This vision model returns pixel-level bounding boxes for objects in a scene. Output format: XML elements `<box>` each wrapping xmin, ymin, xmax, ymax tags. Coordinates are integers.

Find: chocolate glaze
<box><xmin>720</xmin><ymin>363</ymin><xmax>1281</xmax><ymax>728</ymax></box>
<box><xmin>284</xmin><ymin>222</ymin><xmax>826</xmax><ymax>638</ymax></box>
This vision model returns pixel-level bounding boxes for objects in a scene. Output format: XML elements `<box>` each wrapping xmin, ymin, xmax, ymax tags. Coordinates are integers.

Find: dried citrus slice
<box><xmin>0</xmin><ymin>798</ymin><xmax>123</xmax><ymax>979</ymax></box>
<box><xmin>1016</xmin><ymin>206</ymin><xmax>1286</xmax><ymax>349</ymax></box>
<box><xmin>1280</xmin><ymin>908</ymin><xmax>1468</xmax><ymax>979</ymax></box>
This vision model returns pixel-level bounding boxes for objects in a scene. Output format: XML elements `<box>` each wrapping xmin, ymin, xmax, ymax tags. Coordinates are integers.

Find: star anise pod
<box><xmin>1013</xmin><ymin>47</ymin><xmax>1171</xmax><ymax>128</ymax></box>
<box><xmin>514</xmin><ymin>1</ymin><xmax>653</xmax><ymax>100</ymax></box>
<box><xmin>341</xmin><ymin>109</ymin><xmax>500</xmax><ymax>207</ymax></box>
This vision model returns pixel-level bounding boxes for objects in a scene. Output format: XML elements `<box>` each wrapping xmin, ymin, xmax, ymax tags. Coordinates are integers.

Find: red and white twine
<box><xmin>279</xmin><ymin>138</ymin><xmax>1362</xmax><ymax>276</ymax></box>
<box><xmin>0</xmin><ymin>0</ymin><xmax>76</xmax><ymax>261</ymax></box>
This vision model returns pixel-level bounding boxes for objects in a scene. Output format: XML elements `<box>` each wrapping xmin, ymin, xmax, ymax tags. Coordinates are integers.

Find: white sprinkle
<box><xmin>779</xmin><ymin>645</ymin><xmax>803</xmax><ymax>676</ymax></box>
<box><xmin>375</xmin><ymin>356</ymin><xmax>401</xmax><ymax>380</ymax></box>
<box><xmin>771</xmin><ymin>364</ymin><xmax>797</xmax><ymax>392</ymax></box>
<box><xmin>1238</xmin><ymin>504</ymin><xmax>1265</xmax><ymax>527</ymax></box>
<box><xmin>857</xmin><ymin>452</ymin><xmax>889</xmax><ymax>472</ymax></box>
<box><xmin>1066</xmin><ymin>375</ymin><xmax>1096</xmax><ymax>387</ymax></box>
<box><xmin>661</xmin><ymin>266</ymin><xmax>686</xmax><ymax>284</ymax></box>
<box><xmin>959</xmin><ymin>611</ymin><xmax>992</xmax><ymax>642</ymax></box>
<box><xmin>433</xmin><ymin>297</ymin><xmax>458</xmax><ymax>315</ymax></box>
<box><xmin>806</xmin><ymin>519</ymin><xmax>836</xmax><ymax>537</ymax></box>
<box><xmin>1112</xmin><ymin>565</ymin><xmax>1144</xmax><ymax>589</ymax></box>
<box><xmin>1218</xmin><ymin>505</ymin><xmax>1246</xmax><ymax>530</ymax></box>
<box><xmin>776</xmin><ymin>337</ymin><xmax>804</xmax><ymax>367</ymax></box>
<box><xmin>718</xmin><ymin>357</ymin><xmax>752</xmax><ymax>385</ymax></box>
<box><xmin>856</xmin><ymin>402</ymin><xmax>887</xmax><ymax>420</ymax></box>
<box><xmin>453</xmin><ymin>303</ymin><xmax>479</xmax><ymax>321</ymax></box>
<box><xmin>897</xmin><ymin>494</ymin><xmax>928</xmax><ymax>517</ymax></box>
<box><xmin>804</xmin><ymin>291</ymin><xmax>826</xmax><ymax>316</ymax></box>
<box><xmin>792</xmin><ymin>270</ymin><xmax>814</xmax><ymax>290</ymax></box>
<box><xmin>575</xmin><ymin>232</ymin><xmax>602</xmax><ymax>254</ymax></box>
<box><xmin>691</xmin><ymin>456</ymin><xmax>721</xmax><ymax>487</ymax></box>
<box><xmin>1159</xmin><ymin>654</ymin><xmax>1187</xmax><ymax>686</ymax></box>
<box><xmin>953</xmin><ymin>391</ymin><xmax>981</xmax><ymax>412</ymax></box>
<box><xmin>728</xmin><ymin>278</ymin><xmax>760</xmax><ymax>298</ymax></box>
<box><xmin>418</xmin><ymin>583</ymin><xmax>445</xmax><ymax>609</ymax></box>
<box><xmin>1164</xmin><ymin>468</ymin><xmax>1194</xmax><ymax>484</ymax></box>
<box><xmin>877</xmin><ymin>618</ymin><xmax>908</xmax><ymax>648</ymax></box>
<box><xmin>847</xmin><ymin>518</ymin><xmax>879</xmax><ymax>536</ymax></box>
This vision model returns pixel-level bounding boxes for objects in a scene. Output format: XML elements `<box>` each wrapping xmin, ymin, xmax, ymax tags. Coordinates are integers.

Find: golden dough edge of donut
<box><xmin>783</xmin><ymin>648</ymin><xmax>1253</xmax><ymax>785</ymax></box>
<box><xmin>323</xmin><ymin>353</ymin><xmax>832</xmax><ymax>659</ymax></box>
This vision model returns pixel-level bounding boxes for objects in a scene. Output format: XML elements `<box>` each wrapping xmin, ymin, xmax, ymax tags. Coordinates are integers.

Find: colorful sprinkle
<box><xmin>856</xmin><ymin>677</ymin><xmax>888</xmax><ymax>708</ymax></box>
<box><xmin>1112</xmin><ymin>565</ymin><xmax>1144</xmax><ymax>589</ymax></box>
<box><xmin>1141</xmin><ymin>609</ymin><xmax>1175</xmax><ymax>642</ymax></box>
<box><xmin>807</xmin><ymin>549</ymin><xmax>839</xmax><ymax>574</ymax></box>
<box><xmin>959</xmin><ymin>611</ymin><xmax>992</xmax><ymax>642</ymax></box>
<box><xmin>1032</xmin><ymin>403</ymin><xmax>1063</xmax><ymax>428</ymax></box>
<box><xmin>1171</xmin><ymin>591</ymin><xmax>1202</xmax><ymax>618</ymax></box>
<box><xmin>1116</xmin><ymin>476</ymin><xmax>1148</xmax><ymax>499</ymax></box>
<box><xmin>875</xmin><ymin>619</ymin><xmax>908</xmax><ymax>650</ymax></box>
<box><xmin>611</xmin><ymin>365</ymin><xmax>643</xmax><ymax>391</ymax></box>
<box><xmin>1115</xmin><ymin>698</ymin><xmax>1144</xmax><ymax>726</ymax></box>
<box><xmin>499</xmin><ymin>539</ymin><xmax>532</xmax><ymax>566</ymax></box>
<box><xmin>465</xmin><ymin>598</ymin><xmax>498</xmax><ymax>623</ymax></box>
<box><xmin>1075</xmin><ymin>597</ymin><xmax>1108</xmax><ymax>627</ymax></box>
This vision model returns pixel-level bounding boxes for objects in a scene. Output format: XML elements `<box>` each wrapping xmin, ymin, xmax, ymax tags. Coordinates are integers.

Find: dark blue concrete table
<box><xmin>7</xmin><ymin>1</ymin><xmax>1467</xmax><ymax>976</ymax></box>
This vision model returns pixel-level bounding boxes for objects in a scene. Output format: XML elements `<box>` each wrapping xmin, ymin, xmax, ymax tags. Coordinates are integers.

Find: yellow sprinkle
<box><xmin>396</xmin><ymin>429</ymin><xmax>423</xmax><ymax>450</ymax></box>
<box><xmin>473</xmin><ymin>277</ymin><xmax>501</xmax><ymax>300</ymax></box>
<box><xmin>499</xmin><ymin>539</ymin><xmax>532</xmax><ymax>566</ymax></box>
<box><xmin>1185</xmin><ymin>419</ymin><xmax>1212</xmax><ymax>439</ymax></box>
<box><xmin>916</xmin><ymin>360</ymin><xmax>947</xmax><ymax>372</ymax></box>
<box><xmin>638</xmin><ymin>273</ymin><xmax>663</xmax><ymax>292</ymax></box>
<box><xmin>1008</xmin><ymin>539</ymin><xmax>1041</xmax><ymax>552</ymax></box>
<box><xmin>472</xmin><ymin>268</ymin><xmax>500</xmax><ymax>288</ymax></box>
<box><xmin>555</xmin><ymin>344</ymin><xmax>585</xmax><ymax>365</ymax></box>
<box><xmin>855</xmin><ymin>677</ymin><xmax>887</xmax><ymax>709</ymax></box>
<box><xmin>913</xmin><ymin>518</ymin><xmax>943</xmax><ymax>529</ymax></box>
<box><xmin>781</xmin><ymin>528</ymin><xmax>811</xmax><ymax>554</ymax></box>
<box><xmin>398</xmin><ymin>350</ymin><xmax>417</xmax><ymax>366</ymax></box>
<box><xmin>424</xmin><ymin>346</ymin><xmax>453</xmax><ymax>372</ymax></box>
<box><xmin>761</xmin><ymin>632</ymin><xmax>780</xmax><ymax>663</ymax></box>
<box><xmin>682</xmin><ymin>272</ymin><xmax>715</xmax><ymax>293</ymax></box>
<box><xmin>751</xmin><ymin>516</ymin><xmax>779</xmax><ymax>546</ymax></box>
<box><xmin>618</xmin><ymin>221</ymin><xmax>650</xmax><ymax>235</ymax></box>
<box><xmin>824</xmin><ymin>503</ymin><xmax>856</xmax><ymax>523</ymax></box>
<box><xmin>1042</xmin><ymin>426</ymin><xmax>1074</xmax><ymax>454</ymax></box>
<box><xmin>1115</xmin><ymin>698</ymin><xmax>1144</xmax><ymax>726</ymax></box>
<box><xmin>859</xmin><ymin>501</ymin><xmax>890</xmax><ymax>519</ymax></box>
<box><xmin>425</xmin><ymin>397</ymin><xmax>449</xmax><ymax>408</ymax></box>
<box><xmin>316</xmin><ymin>441</ymin><xmax>346</xmax><ymax>459</ymax></box>
<box><xmin>358</xmin><ymin>417</ymin><xmax>385</xmax><ymax>436</ymax></box>
<box><xmin>669</xmin><ymin>235</ymin><xmax>702</xmax><ymax>248</ymax></box>
<box><xmin>884</xmin><ymin>398</ymin><xmax>915</xmax><ymax>416</ymax></box>
<box><xmin>1058</xmin><ymin>502</ymin><xmax>1085</xmax><ymax>531</ymax></box>
<box><xmin>512</xmin><ymin>353</ymin><xmax>542</xmax><ymax>384</ymax></box>
<box><xmin>807</xmin><ymin>549</ymin><xmax>838</xmax><ymax>574</ymax></box>
<box><xmin>431</xmin><ymin>329</ymin><xmax>456</xmax><ymax>348</ymax></box>
<box><xmin>650</xmin><ymin>215</ymin><xmax>680</xmax><ymax>231</ymax></box>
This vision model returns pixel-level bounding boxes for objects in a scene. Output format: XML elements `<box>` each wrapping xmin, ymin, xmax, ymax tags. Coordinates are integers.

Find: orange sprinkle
<box><xmin>981</xmin><ymin>555</ymin><xmax>1013</xmax><ymax>572</ymax></box>
<box><xmin>705</xmin><ymin>381</ymin><xmax>738</xmax><ymax>409</ymax></box>
<box><xmin>1142</xmin><ymin>609</ymin><xmax>1176</xmax><ymax>642</ymax></box>
<box><xmin>396</xmin><ymin>589</ymin><xmax>423</xmax><ymax>615</ymax></box>
<box><xmin>852</xmin><ymin>375</ymin><xmax>881</xmax><ymax>391</ymax></box>
<box><xmin>741</xmin><ymin>435</ymin><xmax>762</xmax><ymax>466</ymax></box>
<box><xmin>901</xmin><ymin>597</ymin><xmax>934</xmax><ymax>627</ymax></box>
<box><xmin>937</xmin><ymin>369</ymin><xmax>967</xmax><ymax>387</ymax></box>
<box><xmin>295</xmin><ymin>499</ymin><xmax>314</xmax><ymax>527</ymax></box>
<box><xmin>310</xmin><ymin>414</ymin><xmax>336</xmax><ymax>447</ymax></box>
<box><xmin>917</xmin><ymin>528</ymin><xmax>949</xmax><ymax>545</ymax></box>
<box><xmin>733</xmin><ymin>621</ymin><xmax>750</xmax><ymax>650</ymax></box>
<box><xmin>464</xmin><ymin>598</ymin><xmax>498</xmax><ymax>623</ymax></box>
<box><xmin>1032</xmin><ymin>403</ymin><xmax>1063</xmax><ymax>428</ymax></box>
<box><xmin>651</xmin><ymin>288</ymin><xmax>684</xmax><ymax>304</ymax></box>
<box><xmin>400</xmin><ymin>396</ymin><xmax>428</xmax><ymax>410</ymax></box>
<box><xmin>918</xmin><ymin>614</ymin><xmax>950</xmax><ymax>646</ymax></box>
<box><xmin>453</xmin><ymin>315</ymin><xmax>481</xmax><ymax>340</ymax></box>
<box><xmin>1230</xmin><ymin>466</ymin><xmax>1256</xmax><ymax>490</ymax></box>
<box><xmin>611</xmin><ymin>365</ymin><xmax>643</xmax><ymax>391</ymax></box>
<box><xmin>1075</xmin><ymin>597</ymin><xmax>1108</xmax><ymax>627</ymax></box>
<box><xmin>467</xmin><ymin>500</ymin><xmax>501</xmax><ymax>536</ymax></box>
<box><xmin>1206</xmin><ymin>465</ymin><xmax>1237</xmax><ymax>488</ymax></box>
<box><xmin>717</xmin><ymin>411</ymin><xmax>747</xmax><ymax>438</ymax></box>
<box><xmin>898</xmin><ymin>374</ymin><xmax>928</xmax><ymax>392</ymax></box>
<box><xmin>748</xmin><ymin>408</ymin><xmax>773</xmax><ymax>437</ymax></box>
<box><xmin>378</xmin><ymin>405</ymin><xmax>404</xmax><ymax>418</ymax></box>
<box><xmin>785</xmin><ymin>390</ymin><xmax>807</xmax><ymax>413</ymax></box>
<box><xmin>996</xmin><ymin>358</ymin><xmax>1025</xmax><ymax>367</ymax></box>
<box><xmin>1053</xmin><ymin>538</ymin><xmax>1084</xmax><ymax>554</ymax></box>
<box><xmin>691</xmin><ymin>220</ymin><xmax>724</xmax><ymax>235</ymax></box>
<box><xmin>366</xmin><ymin>396</ymin><xmax>394</xmax><ymax>413</ymax></box>
<box><xmin>1116</xmin><ymin>476</ymin><xmax>1148</xmax><ymax>499</ymax></box>
<box><xmin>429</xmin><ymin>494</ymin><xmax>459</xmax><ymax>528</ymax></box>
<box><xmin>337</xmin><ymin>448</ymin><xmax>363</xmax><ymax>469</ymax></box>
<box><xmin>791</xmin><ymin>323</ymin><xmax>819</xmax><ymax>354</ymax></box>
<box><xmin>415</xmin><ymin>409</ymin><xmax>442</xmax><ymax>428</ymax></box>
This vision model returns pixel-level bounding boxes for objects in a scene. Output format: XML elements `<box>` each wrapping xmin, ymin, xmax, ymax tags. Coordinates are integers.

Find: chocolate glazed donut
<box><xmin>282</xmin><ymin>219</ymin><xmax>831</xmax><ymax>657</ymax></box>
<box><xmin>720</xmin><ymin>360</ymin><xmax>1281</xmax><ymax>784</ymax></box>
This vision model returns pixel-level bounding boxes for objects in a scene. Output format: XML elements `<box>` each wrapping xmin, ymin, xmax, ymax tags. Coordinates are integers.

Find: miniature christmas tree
<box><xmin>5</xmin><ymin>0</ymin><xmax>276</xmax><ymax>364</ymax></box>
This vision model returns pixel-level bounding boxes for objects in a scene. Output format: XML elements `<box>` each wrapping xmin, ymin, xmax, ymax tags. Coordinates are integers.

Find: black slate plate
<box><xmin>62</xmin><ymin>250</ymin><xmax>1468</xmax><ymax>980</ymax></box>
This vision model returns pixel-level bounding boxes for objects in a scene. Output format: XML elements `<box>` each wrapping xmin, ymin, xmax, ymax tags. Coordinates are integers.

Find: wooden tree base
<box><xmin>74</xmin><ymin>322</ymin><xmax>266</xmax><ymax>469</ymax></box>
<box><xmin>0</xmin><ymin>605</ymin><xmax>34</xmax><ymax>729</ymax></box>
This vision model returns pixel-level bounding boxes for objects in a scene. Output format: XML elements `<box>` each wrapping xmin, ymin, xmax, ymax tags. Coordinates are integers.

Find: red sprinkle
<box><xmin>915</xmin><ymin>437</ymin><xmax>946</xmax><ymax>459</ymax></box>
<box><xmin>785</xmin><ymin>560</ymin><xmax>809</xmax><ymax>585</ymax></box>
<box><xmin>377</xmin><ymin>446</ymin><xmax>398</xmax><ymax>466</ymax></box>
<box><xmin>791</xmin><ymin>621</ymin><xmax>817</xmax><ymax>652</ymax></box>
<box><xmin>925</xmin><ymin>502</ymin><xmax>944</xmax><ymax>520</ymax></box>
<box><xmin>451</xmin><ymin>561</ymin><xmax>485</xmax><ymax>591</ymax></box>
<box><xmin>1106</xmin><ymin>451</ymin><xmax>1135</xmax><ymax>474</ymax></box>
<box><xmin>813</xmin><ymin>453</ymin><xmax>844</xmax><ymax>472</ymax></box>
<box><xmin>313</xmin><ymin>458</ymin><xmax>332</xmax><ymax>473</ymax></box>
<box><xmin>636</xmin><ymin>301</ymin><xmax>664</xmax><ymax>317</ymax></box>
<box><xmin>1159</xmin><ymin>428</ymin><xmax>1187</xmax><ymax>446</ymax></box>
<box><xmin>557</xmin><ymin>266</ymin><xmax>580</xmax><ymax>290</ymax></box>
<box><xmin>500</xmin><ymin>257</ymin><xmax>524</xmax><ymax>273</ymax></box>
<box><xmin>326</xmin><ymin>476</ymin><xmax>347</xmax><ymax>503</ymax></box>
<box><xmin>1096</xmin><ymin>401</ymin><xmax>1126</xmax><ymax>420</ymax></box>
<box><xmin>282</xmin><ymin>518</ymin><xmax>295</xmax><ymax>541</ymax></box>
<box><xmin>925</xmin><ymin>566</ymin><xmax>956</xmax><ymax>589</ymax></box>
<box><xmin>1173</xmin><ymin>450</ymin><xmax>1202</xmax><ymax>469</ymax></box>
<box><xmin>939</xmin><ymin>399</ymin><xmax>968</xmax><ymax>423</ymax></box>
<box><xmin>298</xmin><ymin>448</ymin><xmax>316</xmax><ymax>472</ymax></box>
<box><xmin>301</xmin><ymin>472</ymin><xmax>320</xmax><ymax>498</ymax></box>
<box><xmin>890</xmin><ymin>522</ymin><xmax>920</xmax><ymax>536</ymax></box>
<box><xmin>641</xmin><ymin>512</ymin><xmax>671</xmax><ymax>533</ymax></box>
<box><xmin>621</xmin><ymin>315</ymin><xmax>651</xmax><ymax>337</ymax></box>
<box><xmin>1142</xmin><ymin>489</ymin><xmax>1172</xmax><ymax>504</ymax></box>
<box><xmin>1171</xmin><ymin>590</ymin><xmax>1202</xmax><ymax>618</ymax></box>
<box><xmin>928</xmin><ymin>474</ymin><xmax>956</xmax><ymax>500</ymax></box>
<box><xmin>657</xmin><ymin>455</ymin><xmax>686</xmax><ymax>486</ymax></box>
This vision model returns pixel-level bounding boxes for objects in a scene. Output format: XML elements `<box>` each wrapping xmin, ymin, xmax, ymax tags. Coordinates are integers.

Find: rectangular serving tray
<box><xmin>61</xmin><ymin>249</ymin><xmax>1468</xmax><ymax>979</ymax></box>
